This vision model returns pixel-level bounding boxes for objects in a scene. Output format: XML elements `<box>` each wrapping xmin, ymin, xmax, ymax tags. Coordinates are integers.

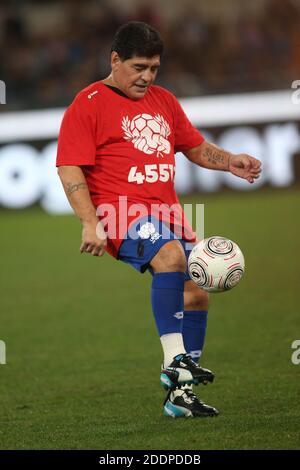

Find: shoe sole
<box><xmin>163</xmin><ymin>401</ymin><xmax>219</xmax><ymax>418</ymax></box>
<box><xmin>160</xmin><ymin>370</ymin><xmax>214</xmax><ymax>390</ymax></box>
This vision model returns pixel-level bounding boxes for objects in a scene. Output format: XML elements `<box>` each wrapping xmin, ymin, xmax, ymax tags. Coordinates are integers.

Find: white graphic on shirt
<box><xmin>137</xmin><ymin>222</ymin><xmax>162</xmax><ymax>244</ymax></box>
<box><xmin>122</xmin><ymin>113</ymin><xmax>171</xmax><ymax>157</ymax></box>
<box><xmin>87</xmin><ymin>90</ymin><xmax>98</xmax><ymax>99</ymax></box>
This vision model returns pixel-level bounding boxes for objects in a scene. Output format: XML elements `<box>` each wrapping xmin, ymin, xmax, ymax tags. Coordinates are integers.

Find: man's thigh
<box><xmin>118</xmin><ymin>216</ymin><xmax>177</xmax><ymax>273</ymax></box>
<box><xmin>118</xmin><ymin>216</ymin><xmax>194</xmax><ymax>281</ymax></box>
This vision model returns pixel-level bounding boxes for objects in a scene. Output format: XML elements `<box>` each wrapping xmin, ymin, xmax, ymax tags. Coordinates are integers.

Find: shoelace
<box><xmin>182</xmin><ymin>355</ymin><xmax>199</xmax><ymax>371</ymax></box>
<box><xmin>166</xmin><ymin>354</ymin><xmax>198</xmax><ymax>373</ymax></box>
<box><xmin>183</xmin><ymin>389</ymin><xmax>204</xmax><ymax>405</ymax></box>
<box><xmin>164</xmin><ymin>388</ymin><xmax>204</xmax><ymax>406</ymax></box>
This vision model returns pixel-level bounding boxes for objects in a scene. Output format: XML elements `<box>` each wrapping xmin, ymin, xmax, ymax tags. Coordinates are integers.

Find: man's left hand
<box><xmin>228</xmin><ymin>154</ymin><xmax>262</xmax><ymax>184</ymax></box>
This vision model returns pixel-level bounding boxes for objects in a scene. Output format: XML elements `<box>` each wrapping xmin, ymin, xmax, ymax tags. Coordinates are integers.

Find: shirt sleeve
<box><xmin>56</xmin><ymin>92</ymin><xmax>97</xmax><ymax>166</ymax></box>
<box><xmin>172</xmin><ymin>96</ymin><xmax>204</xmax><ymax>153</ymax></box>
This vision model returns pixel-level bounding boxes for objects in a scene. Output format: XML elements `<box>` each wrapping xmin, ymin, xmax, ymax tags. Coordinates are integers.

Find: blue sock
<box><xmin>151</xmin><ymin>272</ymin><xmax>185</xmax><ymax>336</ymax></box>
<box><xmin>182</xmin><ymin>310</ymin><xmax>208</xmax><ymax>363</ymax></box>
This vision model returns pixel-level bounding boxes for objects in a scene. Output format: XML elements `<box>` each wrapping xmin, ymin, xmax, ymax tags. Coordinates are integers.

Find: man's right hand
<box><xmin>80</xmin><ymin>220</ymin><xmax>107</xmax><ymax>257</ymax></box>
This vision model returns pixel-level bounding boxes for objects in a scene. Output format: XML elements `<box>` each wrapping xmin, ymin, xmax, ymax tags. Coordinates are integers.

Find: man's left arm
<box><xmin>185</xmin><ymin>140</ymin><xmax>262</xmax><ymax>184</ymax></box>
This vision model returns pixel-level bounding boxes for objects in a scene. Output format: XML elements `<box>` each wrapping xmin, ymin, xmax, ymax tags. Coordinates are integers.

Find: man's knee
<box><xmin>184</xmin><ymin>281</ymin><xmax>209</xmax><ymax>310</ymax></box>
<box><xmin>150</xmin><ymin>240</ymin><xmax>187</xmax><ymax>273</ymax></box>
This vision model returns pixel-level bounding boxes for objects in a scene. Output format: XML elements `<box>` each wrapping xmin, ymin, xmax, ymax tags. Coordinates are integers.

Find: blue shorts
<box><xmin>118</xmin><ymin>216</ymin><xmax>194</xmax><ymax>281</ymax></box>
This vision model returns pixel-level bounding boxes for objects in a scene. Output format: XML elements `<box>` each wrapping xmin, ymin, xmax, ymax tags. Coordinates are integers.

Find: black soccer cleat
<box><xmin>163</xmin><ymin>387</ymin><xmax>219</xmax><ymax>418</ymax></box>
<box><xmin>160</xmin><ymin>353</ymin><xmax>215</xmax><ymax>390</ymax></box>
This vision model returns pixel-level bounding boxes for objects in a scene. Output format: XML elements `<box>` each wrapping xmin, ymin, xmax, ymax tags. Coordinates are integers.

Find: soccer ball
<box><xmin>188</xmin><ymin>236</ymin><xmax>245</xmax><ymax>293</ymax></box>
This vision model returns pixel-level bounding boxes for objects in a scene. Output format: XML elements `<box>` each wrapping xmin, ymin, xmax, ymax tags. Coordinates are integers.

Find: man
<box><xmin>56</xmin><ymin>22</ymin><xmax>261</xmax><ymax>418</ymax></box>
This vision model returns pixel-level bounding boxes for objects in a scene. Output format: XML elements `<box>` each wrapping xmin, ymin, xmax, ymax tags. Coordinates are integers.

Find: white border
<box><xmin>0</xmin><ymin>90</ymin><xmax>299</xmax><ymax>143</ymax></box>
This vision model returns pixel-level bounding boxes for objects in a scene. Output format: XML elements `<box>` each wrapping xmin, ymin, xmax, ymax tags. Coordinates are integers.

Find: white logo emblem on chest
<box><xmin>122</xmin><ymin>113</ymin><xmax>171</xmax><ymax>157</ymax></box>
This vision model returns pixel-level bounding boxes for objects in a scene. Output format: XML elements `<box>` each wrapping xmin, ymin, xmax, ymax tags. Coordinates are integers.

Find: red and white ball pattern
<box><xmin>188</xmin><ymin>236</ymin><xmax>245</xmax><ymax>293</ymax></box>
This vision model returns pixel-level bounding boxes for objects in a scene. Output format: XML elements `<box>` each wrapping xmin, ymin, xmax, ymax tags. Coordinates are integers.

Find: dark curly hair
<box><xmin>111</xmin><ymin>21</ymin><xmax>164</xmax><ymax>60</ymax></box>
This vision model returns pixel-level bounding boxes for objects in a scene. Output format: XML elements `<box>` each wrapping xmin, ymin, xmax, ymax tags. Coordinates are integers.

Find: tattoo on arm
<box><xmin>203</xmin><ymin>146</ymin><xmax>229</xmax><ymax>169</ymax></box>
<box><xmin>65</xmin><ymin>182</ymin><xmax>87</xmax><ymax>195</ymax></box>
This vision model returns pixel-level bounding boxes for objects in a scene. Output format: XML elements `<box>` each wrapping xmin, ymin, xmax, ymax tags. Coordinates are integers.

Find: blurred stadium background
<box><xmin>0</xmin><ymin>0</ymin><xmax>299</xmax><ymax>450</ymax></box>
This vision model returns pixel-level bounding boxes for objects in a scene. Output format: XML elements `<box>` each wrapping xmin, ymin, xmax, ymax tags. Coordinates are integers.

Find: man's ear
<box><xmin>111</xmin><ymin>51</ymin><xmax>121</xmax><ymax>71</ymax></box>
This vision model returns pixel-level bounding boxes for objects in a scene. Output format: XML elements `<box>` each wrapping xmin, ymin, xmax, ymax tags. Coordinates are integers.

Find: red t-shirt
<box><xmin>56</xmin><ymin>82</ymin><xmax>204</xmax><ymax>257</ymax></box>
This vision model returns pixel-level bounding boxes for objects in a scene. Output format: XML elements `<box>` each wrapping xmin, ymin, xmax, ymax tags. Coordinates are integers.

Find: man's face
<box><xmin>111</xmin><ymin>53</ymin><xmax>160</xmax><ymax>100</ymax></box>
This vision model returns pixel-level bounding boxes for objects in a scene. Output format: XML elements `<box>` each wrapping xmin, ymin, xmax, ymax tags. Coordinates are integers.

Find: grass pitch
<box><xmin>0</xmin><ymin>188</ymin><xmax>299</xmax><ymax>449</ymax></box>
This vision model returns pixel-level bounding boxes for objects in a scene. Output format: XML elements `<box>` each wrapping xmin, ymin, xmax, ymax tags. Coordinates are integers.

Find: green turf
<box><xmin>0</xmin><ymin>187</ymin><xmax>299</xmax><ymax>450</ymax></box>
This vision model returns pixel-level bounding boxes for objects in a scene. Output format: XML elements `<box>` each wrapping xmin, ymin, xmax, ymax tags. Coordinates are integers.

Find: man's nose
<box><xmin>140</xmin><ymin>69</ymin><xmax>153</xmax><ymax>83</ymax></box>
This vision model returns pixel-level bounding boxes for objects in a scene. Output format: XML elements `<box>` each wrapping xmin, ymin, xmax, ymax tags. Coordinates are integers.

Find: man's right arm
<box><xmin>57</xmin><ymin>165</ymin><xmax>107</xmax><ymax>256</ymax></box>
